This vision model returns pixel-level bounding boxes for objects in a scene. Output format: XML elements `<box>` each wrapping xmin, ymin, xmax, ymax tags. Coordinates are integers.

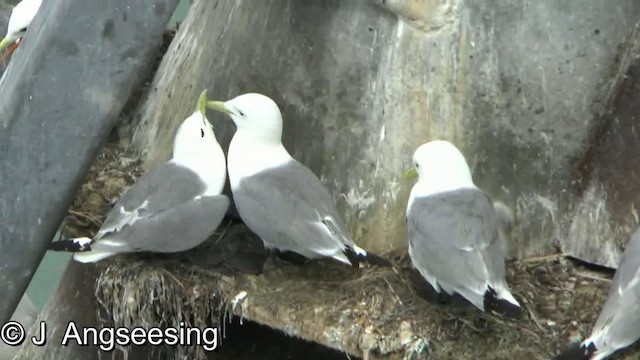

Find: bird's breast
<box><xmin>228</xmin><ymin>135</ymin><xmax>292</xmax><ymax>190</ymax></box>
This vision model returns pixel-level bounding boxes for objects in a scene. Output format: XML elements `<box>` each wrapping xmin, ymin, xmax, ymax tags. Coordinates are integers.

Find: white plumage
<box><xmin>0</xmin><ymin>0</ymin><xmax>42</xmax><ymax>53</ymax></box>
<box><xmin>49</xmin><ymin>91</ymin><xmax>229</xmax><ymax>263</ymax></box>
<box><xmin>406</xmin><ymin>140</ymin><xmax>520</xmax><ymax>315</ymax></box>
<box><xmin>207</xmin><ymin>93</ymin><xmax>388</xmax><ymax>267</ymax></box>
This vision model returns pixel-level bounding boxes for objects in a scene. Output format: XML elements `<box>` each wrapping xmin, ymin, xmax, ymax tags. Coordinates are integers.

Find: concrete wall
<box><xmin>457</xmin><ymin>1</ymin><xmax>640</xmax><ymax>266</ymax></box>
<box><xmin>130</xmin><ymin>0</ymin><xmax>640</xmax><ymax>267</ymax></box>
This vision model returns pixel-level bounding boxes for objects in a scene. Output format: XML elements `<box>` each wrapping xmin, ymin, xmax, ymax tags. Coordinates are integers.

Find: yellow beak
<box><xmin>403</xmin><ymin>167</ymin><xmax>418</xmax><ymax>180</ymax></box>
<box><xmin>0</xmin><ymin>38</ymin><xmax>11</xmax><ymax>54</ymax></box>
<box><xmin>206</xmin><ymin>100</ymin><xmax>232</xmax><ymax>115</ymax></box>
<box><xmin>197</xmin><ymin>89</ymin><xmax>208</xmax><ymax>115</ymax></box>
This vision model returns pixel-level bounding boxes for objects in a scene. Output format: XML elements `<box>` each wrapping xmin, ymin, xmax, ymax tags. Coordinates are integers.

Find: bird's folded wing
<box><xmin>98</xmin><ymin>194</ymin><xmax>230</xmax><ymax>253</ymax></box>
<box><xmin>609</xmin><ymin>228</ymin><xmax>640</xmax><ymax>297</ymax></box>
<box><xmin>97</xmin><ymin>162</ymin><xmax>207</xmax><ymax>238</ymax></box>
<box><xmin>407</xmin><ymin>189</ymin><xmax>504</xmax><ymax>290</ymax></box>
<box><xmin>591</xmin><ymin>228</ymin><xmax>640</xmax><ymax>336</ymax></box>
<box><xmin>233</xmin><ymin>160</ymin><xmax>350</xmax><ymax>254</ymax></box>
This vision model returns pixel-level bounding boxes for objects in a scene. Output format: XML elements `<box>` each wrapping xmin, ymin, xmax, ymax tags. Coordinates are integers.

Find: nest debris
<box><xmin>60</xmin><ymin>140</ymin><xmax>640</xmax><ymax>360</ymax></box>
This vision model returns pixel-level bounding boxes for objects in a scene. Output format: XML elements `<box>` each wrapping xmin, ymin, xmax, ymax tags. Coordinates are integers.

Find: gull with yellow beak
<box><xmin>0</xmin><ymin>0</ymin><xmax>42</xmax><ymax>61</ymax></box>
<box><xmin>207</xmin><ymin>93</ymin><xmax>390</xmax><ymax>268</ymax></box>
<box><xmin>405</xmin><ymin>140</ymin><xmax>520</xmax><ymax>317</ymax></box>
<box><xmin>49</xmin><ymin>90</ymin><xmax>229</xmax><ymax>263</ymax></box>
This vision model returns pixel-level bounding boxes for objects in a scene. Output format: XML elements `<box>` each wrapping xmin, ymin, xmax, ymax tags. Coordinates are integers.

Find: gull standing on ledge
<box><xmin>207</xmin><ymin>93</ymin><xmax>390</xmax><ymax>268</ymax></box>
<box><xmin>0</xmin><ymin>0</ymin><xmax>42</xmax><ymax>60</ymax></box>
<box><xmin>405</xmin><ymin>140</ymin><xmax>520</xmax><ymax>317</ymax></box>
<box><xmin>49</xmin><ymin>90</ymin><xmax>229</xmax><ymax>263</ymax></box>
<box><xmin>554</xmin><ymin>227</ymin><xmax>640</xmax><ymax>360</ymax></box>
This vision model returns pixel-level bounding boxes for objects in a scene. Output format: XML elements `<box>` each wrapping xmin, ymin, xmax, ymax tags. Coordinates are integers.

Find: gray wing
<box><xmin>97</xmin><ymin>194</ymin><xmax>230</xmax><ymax>253</ymax></box>
<box><xmin>605</xmin><ymin>228</ymin><xmax>640</xmax><ymax>299</ymax></box>
<box><xmin>590</xmin><ymin>228</ymin><xmax>640</xmax><ymax>351</ymax></box>
<box><xmin>233</xmin><ymin>160</ymin><xmax>351</xmax><ymax>258</ymax></box>
<box><xmin>97</xmin><ymin>162</ymin><xmax>206</xmax><ymax>239</ymax></box>
<box><xmin>407</xmin><ymin>189</ymin><xmax>506</xmax><ymax>297</ymax></box>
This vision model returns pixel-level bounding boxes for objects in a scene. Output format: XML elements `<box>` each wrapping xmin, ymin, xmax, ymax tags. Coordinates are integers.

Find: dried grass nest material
<box><xmin>63</xmin><ymin>141</ymin><xmax>639</xmax><ymax>360</ymax></box>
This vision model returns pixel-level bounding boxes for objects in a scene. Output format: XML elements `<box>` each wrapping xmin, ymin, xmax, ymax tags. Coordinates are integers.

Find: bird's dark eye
<box><xmin>238</xmin><ymin>110</ymin><xmax>244</xmax><ymax>116</ymax></box>
<box><xmin>19</xmin><ymin>27</ymin><xmax>27</xmax><ymax>33</ymax></box>
<box><xmin>200</xmin><ymin>129</ymin><xmax>205</xmax><ymax>138</ymax></box>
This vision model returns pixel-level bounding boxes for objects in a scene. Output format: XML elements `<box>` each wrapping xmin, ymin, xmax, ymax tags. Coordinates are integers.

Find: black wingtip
<box><xmin>48</xmin><ymin>239</ymin><xmax>92</xmax><ymax>252</ymax></box>
<box><xmin>552</xmin><ymin>342</ymin><xmax>596</xmax><ymax>360</ymax></box>
<box><xmin>343</xmin><ymin>247</ymin><xmax>393</xmax><ymax>268</ymax></box>
<box><xmin>483</xmin><ymin>287</ymin><xmax>522</xmax><ymax>319</ymax></box>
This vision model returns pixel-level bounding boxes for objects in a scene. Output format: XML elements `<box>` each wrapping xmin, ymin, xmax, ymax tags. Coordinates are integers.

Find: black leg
<box><xmin>408</xmin><ymin>269</ymin><xmax>452</xmax><ymax>304</ymax></box>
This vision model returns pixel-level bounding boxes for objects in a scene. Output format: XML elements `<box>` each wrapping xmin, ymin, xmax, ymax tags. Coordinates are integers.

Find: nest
<box><xmin>60</xmin><ymin>140</ymin><xmax>640</xmax><ymax>360</ymax></box>
<box><xmin>94</xmin><ymin>256</ymin><xmax>228</xmax><ymax>359</ymax></box>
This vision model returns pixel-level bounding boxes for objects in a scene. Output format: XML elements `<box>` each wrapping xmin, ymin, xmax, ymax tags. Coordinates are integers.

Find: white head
<box><xmin>172</xmin><ymin>110</ymin><xmax>220</xmax><ymax>163</ymax></box>
<box><xmin>207</xmin><ymin>93</ymin><xmax>283</xmax><ymax>145</ymax></box>
<box><xmin>171</xmin><ymin>90</ymin><xmax>227</xmax><ymax>194</ymax></box>
<box><xmin>1</xmin><ymin>0</ymin><xmax>42</xmax><ymax>51</ymax></box>
<box><xmin>410</xmin><ymin>140</ymin><xmax>475</xmax><ymax>195</ymax></box>
<box><xmin>172</xmin><ymin>90</ymin><xmax>223</xmax><ymax>163</ymax></box>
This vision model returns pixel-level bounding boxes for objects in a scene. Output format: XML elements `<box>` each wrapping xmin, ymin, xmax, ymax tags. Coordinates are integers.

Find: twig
<box><xmin>520</xmin><ymin>325</ymin><xmax>542</xmax><ymax>342</ymax></box>
<box><xmin>522</xmin><ymin>253</ymin><xmax>565</xmax><ymax>264</ymax></box>
<box><xmin>159</xmin><ymin>268</ymin><xmax>185</xmax><ymax>288</ymax></box>
<box><xmin>450</xmin><ymin>315</ymin><xmax>483</xmax><ymax>334</ymax></box>
<box><xmin>68</xmin><ymin>209</ymin><xmax>103</xmax><ymax>227</ymax></box>
<box><xmin>525</xmin><ymin>304</ymin><xmax>545</xmax><ymax>331</ymax></box>
<box><xmin>214</xmin><ymin>220</ymin><xmax>233</xmax><ymax>244</ymax></box>
<box><xmin>482</xmin><ymin>311</ymin><xmax>508</xmax><ymax>327</ymax></box>
<box><xmin>575</xmin><ymin>271</ymin><xmax>612</xmax><ymax>283</ymax></box>
<box><xmin>383</xmin><ymin>277</ymin><xmax>404</xmax><ymax>307</ymax></box>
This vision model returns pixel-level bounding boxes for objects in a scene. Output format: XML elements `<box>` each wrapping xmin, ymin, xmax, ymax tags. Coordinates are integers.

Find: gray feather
<box><xmin>98</xmin><ymin>162</ymin><xmax>206</xmax><ymax>238</ymax></box>
<box><xmin>407</xmin><ymin>188</ymin><xmax>507</xmax><ymax>308</ymax></box>
<box><xmin>94</xmin><ymin>194</ymin><xmax>230</xmax><ymax>253</ymax></box>
<box><xmin>232</xmin><ymin>160</ymin><xmax>352</xmax><ymax>260</ymax></box>
<box><xmin>587</xmin><ymin>227</ymin><xmax>640</xmax><ymax>355</ymax></box>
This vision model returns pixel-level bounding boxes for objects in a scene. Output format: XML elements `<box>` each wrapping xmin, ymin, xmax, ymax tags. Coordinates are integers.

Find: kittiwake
<box><xmin>49</xmin><ymin>90</ymin><xmax>229</xmax><ymax>263</ymax></box>
<box><xmin>553</xmin><ymin>227</ymin><xmax>640</xmax><ymax>360</ymax></box>
<box><xmin>206</xmin><ymin>93</ymin><xmax>390</xmax><ymax>268</ymax></box>
<box><xmin>0</xmin><ymin>0</ymin><xmax>42</xmax><ymax>59</ymax></box>
<box><xmin>405</xmin><ymin>140</ymin><xmax>520</xmax><ymax>317</ymax></box>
